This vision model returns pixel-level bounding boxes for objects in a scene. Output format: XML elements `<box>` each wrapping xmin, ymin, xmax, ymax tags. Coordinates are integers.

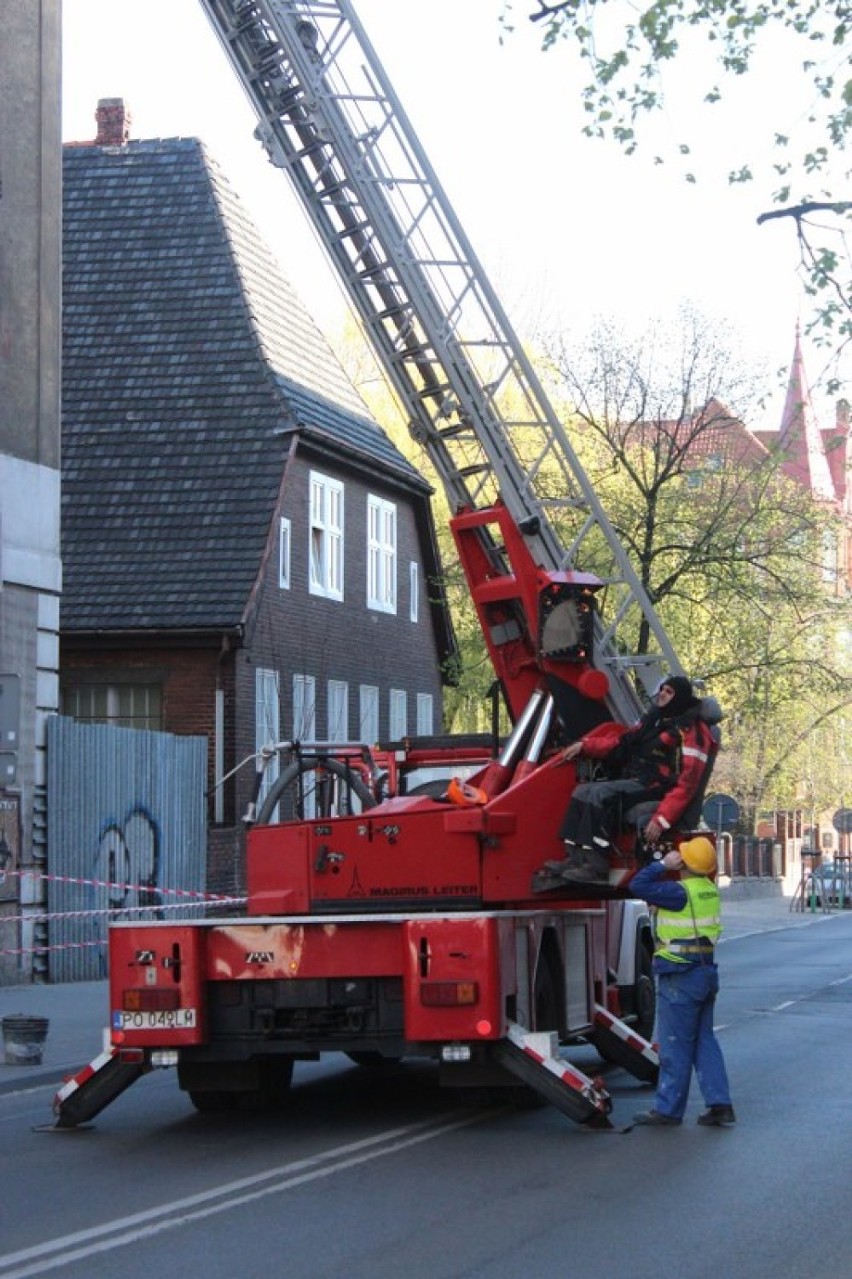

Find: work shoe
<box><xmin>697</xmin><ymin>1105</ymin><xmax>737</xmax><ymax>1127</ymax></box>
<box><xmin>559</xmin><ymin>849</ymin><xmax>610</xmax><ymax>884</ymax></box>
<box><xmin>633</xmin><ymin>1109</ymin><xmax>681</xmax><ymax>1126</ymax></box>
<box><xmin>543</xmin><ymin>842</ymin><xmax>587</xmax><ymax>874</ymax></box>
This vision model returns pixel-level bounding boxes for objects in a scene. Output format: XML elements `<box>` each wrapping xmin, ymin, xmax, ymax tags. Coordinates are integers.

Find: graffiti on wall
<box><xmin>92</xmin><ymin>803</ymin><xmax>164</xmax><ymax>922</ymax></box>
<box><xmin>0</xmin><ymin>794</ymin><xmax>20</xmax><ymax>904</ymax></box>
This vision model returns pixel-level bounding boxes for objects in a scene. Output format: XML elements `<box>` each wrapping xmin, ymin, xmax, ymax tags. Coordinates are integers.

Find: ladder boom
<box><xmin>199</xmin><ymin>0</ymin><xmax>683</xmax><ymax>717</ymax></box>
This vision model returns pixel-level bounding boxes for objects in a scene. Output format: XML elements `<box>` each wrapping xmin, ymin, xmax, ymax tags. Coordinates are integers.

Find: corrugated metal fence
<box><xmin>46</xmin><ymin>717</ymin><xmax>207</xmax><ymax>982</ymax></box>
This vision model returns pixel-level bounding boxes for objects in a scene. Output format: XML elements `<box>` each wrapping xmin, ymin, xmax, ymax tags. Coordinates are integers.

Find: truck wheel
<box><xmin>187</xmin><ymin>1090</ymin><xmax>237</xmax><ymax>1114</ymax></box>
<box><xmin>183</xmin><ymin>1058</ymin><xmax>294</xmax><ymax>1113</ymax></box>
<box><xmin>235</xmin><ymin>1058</ymin><xmax>295</xmax><ymax>1110</ymax></box>
<box><xmin>534</xmin><ymin>956</ymin><xmax>560</xmax><ymax>1033</ymax></box>
<box><xmin>633</xmin><ymin>945</ymin><xmax>655</xmax><ymax>1043</ymax></box>
<box><xmin>255</xmin><ymin>758</ymin><xmax>376</xmax><ymax>824</ymax></box>
<box><xmin>345</xmin><ymin>1051</ymin><xmax>401</xmax><ymax>1067</ymax></box>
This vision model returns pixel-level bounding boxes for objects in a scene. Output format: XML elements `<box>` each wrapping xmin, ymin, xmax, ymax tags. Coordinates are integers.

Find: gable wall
<box><xmin>232</xmin><ymin>451</ymin><xmax>446</xmax><ymax>828</ymax></box>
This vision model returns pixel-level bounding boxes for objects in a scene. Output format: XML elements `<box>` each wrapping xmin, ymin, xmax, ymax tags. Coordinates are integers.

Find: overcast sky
<box><xmin>62</xmin><ymin>0</ymin><xmax>848</xmax><ymax>429</ymax></box>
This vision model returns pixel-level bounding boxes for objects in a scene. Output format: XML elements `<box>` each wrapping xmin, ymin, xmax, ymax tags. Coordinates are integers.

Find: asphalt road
<box><xmin>1</xmin><ymin>904</ymin><xmax>850</xmax><ymax>1279</ymax></box>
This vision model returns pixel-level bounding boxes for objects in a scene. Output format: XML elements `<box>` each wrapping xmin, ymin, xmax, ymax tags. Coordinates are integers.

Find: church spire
<box><xmin>777</xmin><ymin>325</ymin><xmax>836</xmax><ymax>501</ymax></box>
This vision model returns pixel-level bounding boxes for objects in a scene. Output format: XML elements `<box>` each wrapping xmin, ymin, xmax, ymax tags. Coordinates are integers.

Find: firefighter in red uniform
<box><xmin>546</xmin><ymin>676</ymin><xmax>718</xmax><ymax>885</ymax></box>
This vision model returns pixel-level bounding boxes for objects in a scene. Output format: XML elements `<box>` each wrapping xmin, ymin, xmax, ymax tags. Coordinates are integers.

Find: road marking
<box><xmin>0</xmin><ymin>1110</ymin><xmax>498</xmax><ymax>1279</ymax></box>
<box><xmin>716</xmin><ymin>972</ymin><xmax>852</xmax><ymax>1031</ymax></box>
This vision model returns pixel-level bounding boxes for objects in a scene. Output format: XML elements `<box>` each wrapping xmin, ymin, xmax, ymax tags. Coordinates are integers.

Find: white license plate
<box><xmin>113</xmin><ymin>1008</ymin><xmax>197</xmax><ymax>1031</ymax></box>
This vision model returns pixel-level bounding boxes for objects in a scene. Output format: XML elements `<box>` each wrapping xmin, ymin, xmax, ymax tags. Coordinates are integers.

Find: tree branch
<box><xmin>528</xmin><ymin>0</ymin><xmax>572</xmax><ymax>20</ymax></box>
<box><xmin>756</xmin><ymin>201</ymin><xmax>852</xmax><ymax>226</ymax></box>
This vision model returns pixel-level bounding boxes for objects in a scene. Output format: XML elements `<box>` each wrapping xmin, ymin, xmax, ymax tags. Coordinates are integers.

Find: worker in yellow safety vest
<box><xmin>628</xmin><ymin>836</ymin><xmax>736</xmax><ymax>1128</ymax></box>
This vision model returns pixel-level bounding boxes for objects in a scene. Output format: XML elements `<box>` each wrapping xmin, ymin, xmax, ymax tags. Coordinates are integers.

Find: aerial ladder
<box><xmin>198</xmin><ymin>0</ymin><xmax>684</xmax><ymax>728</ymax></box>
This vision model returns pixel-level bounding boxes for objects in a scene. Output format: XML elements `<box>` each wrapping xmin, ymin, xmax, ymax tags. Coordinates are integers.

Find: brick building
<box><xmin>60</xmin><ymin>102</ymin><xmax>456</xmax><ymax>892</ymax></box>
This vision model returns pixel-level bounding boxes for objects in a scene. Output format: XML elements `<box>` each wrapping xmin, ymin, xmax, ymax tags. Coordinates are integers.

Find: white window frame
<box><xmin>409</xmin><ymin>561</ymin><xmax>419</xmax><ymax>623</ymax></box>
<box><xmin>416</xmin><ymin>693</ymin><xmax>434</xmax><ymax>736</ymax></box>
<box><xmin>292</xmin><ymin>673</ymin><xmax>316</xmax><ymax>744</ymax></box>
<box><xmin>63</xmin><ymin>683</ymin><xmax>162</xmax><ymax>730</ymax></box>
<box><xmin>359</xmin><ymin>684</ymin><xmax>380</xmax><ymax>745</ymax></box>
<box><xmin>367</xmin><ymin>494</ymin><xmax>397</xmax><ymax>613</ymax></box>
<box><xmin>309</xmin><ymin>471</ymin><xmax>344</xmax><ymax>601</ymax></box>
<box><xmin>389</xmin><ymin>688</ymin><xmax>407</xmax><ymax>740</ymax></box>
<box><xmin>255</xmin><ymin>668</ymin><xmax>280</xmax><ymax>809</ymax></box>
<box><xmin>279</xmin><ymin>517</ymin><xmax>291</xmax><ymax>589</ymax></box>
<box><xmin>327</xmin><ymin>679</ymin><xmax>350</xmax><ymax>743</ymax></box>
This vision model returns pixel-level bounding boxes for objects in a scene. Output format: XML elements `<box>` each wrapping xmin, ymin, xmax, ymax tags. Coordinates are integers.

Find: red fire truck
<box><xmin>54</xmin><ymin>0</ymin><xmax>717</xmax><ymax>1131</ymax></box>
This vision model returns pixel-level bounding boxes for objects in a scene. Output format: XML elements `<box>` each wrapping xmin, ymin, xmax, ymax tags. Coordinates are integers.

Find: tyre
<box><xmin>345</xmin><ymin>1051</ymin><xmax>401</xmax><ymax>1067</ymax></box>
<box><xmin>187</xmin><ymin>1090</ymin><xmax>238</xmax><ymax>1114</ymax></box>
<box><xmin>533</xmin><ymin>954</ymin><xmax>561</xmax><ymax>1033</ymax></box>
<box><xmin>632</xmin><ymin>944</ymin><xmax>656</xmax><ymax>1043</ymax></box>
<box><xmin>182</xmin><ymin>1058</ymin><xmax>294</xmax><ymax>1113</ymax></box>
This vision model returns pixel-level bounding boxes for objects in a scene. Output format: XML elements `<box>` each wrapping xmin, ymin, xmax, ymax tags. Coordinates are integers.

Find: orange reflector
<box><xmin>420</xmin><ymin>981</ymin><xmax>479</xmax><ymax>1007</ymax></box>
<box><xmin>123</xmin><ymin>988</ymin><xmax>180</xmax><ymax>1013</ymax></box>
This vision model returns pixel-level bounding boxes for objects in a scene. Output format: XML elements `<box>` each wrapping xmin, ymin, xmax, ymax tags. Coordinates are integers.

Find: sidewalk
<box><xmin>0</xmin><ymin>890</ymin><xmax>839</xmax><ymax>1099</ymax></box>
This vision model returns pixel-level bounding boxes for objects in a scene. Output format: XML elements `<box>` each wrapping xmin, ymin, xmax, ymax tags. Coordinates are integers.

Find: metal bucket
<box><xmin>2</xmin><ymin>1014</ymin><xmax>50</xmax><ymax>1065</ymax></box>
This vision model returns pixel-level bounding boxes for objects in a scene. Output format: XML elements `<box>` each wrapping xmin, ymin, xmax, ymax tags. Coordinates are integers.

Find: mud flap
<box><xmin>589</xmin><ymin>1004</ymin><xmax>660</xmax><ymax>1085</ymax></box>
<box><xmin>51</xmin><ymin>1047</ymin><xmax>149</xmax><ymax>1129</ymax></box>
<box><xmin>491</xmin><ymin>1023</ymin><xmax>613</xmax><ymax>1128</ymax></box>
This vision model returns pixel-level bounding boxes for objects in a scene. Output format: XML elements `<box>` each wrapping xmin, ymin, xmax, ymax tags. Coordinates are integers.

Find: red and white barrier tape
<box><xmin>0</xmin><ymin>899</ymin><xmax>246</xmax><ymax>926</ymax></box>
<box><xmin>2</xmin><ymin>867</ymin><xmax>235</xmax><ymax>902</ymax></box>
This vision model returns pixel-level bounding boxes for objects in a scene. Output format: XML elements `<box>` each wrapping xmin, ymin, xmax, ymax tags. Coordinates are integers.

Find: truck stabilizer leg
<box><xmin>51</xmin><ymin>1045</ymin><xmax>148</xmax><ymax>1130</ymax></box>
<box><xmin>590</xmin><ymin>1005</ymin><xmax>660</xmax><ymax>1085</ymax></box>
<box><xmin>492</xmin><ymin>1022</ymin><xmax>614</xmax><ymax>1128</ymax></box>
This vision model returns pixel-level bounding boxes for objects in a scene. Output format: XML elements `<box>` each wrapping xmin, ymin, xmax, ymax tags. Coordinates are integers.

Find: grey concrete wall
<box><xmin>0</xmin><ymin>0</ymin><xmax>62</xmax><ymax>465</ymax></box>
<box><xmin>0</xmin><ymin>0</ymin><xmax>62</xmax><ymax>983</ymax></box>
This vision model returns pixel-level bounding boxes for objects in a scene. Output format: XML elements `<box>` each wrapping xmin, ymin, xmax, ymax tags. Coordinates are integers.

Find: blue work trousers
<box><xmin>654</xmin><ymin>962</ymin><xmax>732</xmax><ymax>1120</ymax></box>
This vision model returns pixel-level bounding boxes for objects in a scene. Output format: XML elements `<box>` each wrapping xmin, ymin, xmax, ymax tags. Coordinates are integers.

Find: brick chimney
<box><xmin>94</xmin><ymin>98</ymin><xmax>132</xmax><ymax>146</ymax></box>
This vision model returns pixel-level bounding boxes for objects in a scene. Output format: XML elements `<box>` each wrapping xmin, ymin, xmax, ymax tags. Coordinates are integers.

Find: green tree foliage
<box><xmin>505</xmin><ymin>0</ymin><xmax>851</xmax><ymax>388</ymax></box>
<box><xmin>546</xmin><ymin>310</ymin><xmax>852</xmax><ymax>825</ymax></box>
<box><xmin>337</xmin><ymin>308</ymin><xmax>852</xmax><ymax>824</ymax></box>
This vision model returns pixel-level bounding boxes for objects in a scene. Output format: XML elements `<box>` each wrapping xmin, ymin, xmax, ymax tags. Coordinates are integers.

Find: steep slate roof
<box><xmin>62</xmin><ymin>136</ymin><xmax>430</xmax><ymax>633</ymax></box>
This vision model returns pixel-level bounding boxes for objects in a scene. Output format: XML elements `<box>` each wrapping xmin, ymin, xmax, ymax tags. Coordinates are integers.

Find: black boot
<box><xmin>558</xmin><ymin>848</ymin><xmax>610</xmax><ymax>884</ymax></box>
<box><xmin>543</xmin><ymin>842</ymin><xmax>585</xmax><ymax>874</ymax></box>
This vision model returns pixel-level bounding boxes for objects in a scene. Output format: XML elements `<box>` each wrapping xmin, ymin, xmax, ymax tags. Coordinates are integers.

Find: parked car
<box><xmin>803</xmin><ymin>862</ymin><xmax>852</xmax><ymax>908</ymax></box>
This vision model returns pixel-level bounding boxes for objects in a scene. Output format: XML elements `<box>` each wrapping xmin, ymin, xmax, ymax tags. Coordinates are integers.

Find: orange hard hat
<box><xmin>446</xmin><ymin>777</ymin><xmax>488</xmax><ymax>807</ymax></box>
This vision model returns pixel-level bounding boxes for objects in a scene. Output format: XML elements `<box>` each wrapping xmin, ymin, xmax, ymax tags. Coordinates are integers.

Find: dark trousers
<box><xmin>559</xmin><ymin>778</ymin><xmax>657</xmax><ymax>846</ymax></box>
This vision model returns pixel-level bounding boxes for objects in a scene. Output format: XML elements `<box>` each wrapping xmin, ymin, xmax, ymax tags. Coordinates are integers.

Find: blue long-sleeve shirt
<box><xmin>629</xmin><ymin>860</ymin><xmax>688</xmax><ymax>911</ymax></box>
<box><xmin>629</xmin><ymin>861</ymin><xmax>714</xmax><ymax>973</ymax></box>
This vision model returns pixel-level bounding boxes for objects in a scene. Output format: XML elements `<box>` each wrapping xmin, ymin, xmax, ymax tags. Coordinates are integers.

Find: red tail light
<box><xmin>122</xmin><ymin>989</ymin><xmax>180</xmax><ymax>1012</ymax></box>
<box><xmin>420</xmin><ymin>981</ymin><xmax>479</xmax><ymax>1007</ymax></box>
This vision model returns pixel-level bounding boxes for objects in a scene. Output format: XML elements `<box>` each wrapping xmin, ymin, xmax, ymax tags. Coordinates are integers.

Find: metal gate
<box><xmin>45</xmin><ymin>717</ymin><xmax>207</xmax><ymax>982</ymax></box>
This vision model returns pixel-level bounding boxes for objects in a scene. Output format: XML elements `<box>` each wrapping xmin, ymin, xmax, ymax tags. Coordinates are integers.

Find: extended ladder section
<box><xmin>198</xmin><ymin>0</ymin><xmax>682</xmax><ymax>718</ymax></box>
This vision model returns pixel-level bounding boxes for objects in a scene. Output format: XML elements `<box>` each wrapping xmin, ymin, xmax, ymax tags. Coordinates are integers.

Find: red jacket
<box><xmin>580</xmin><ymin>712</ymin><xmax>718</xmax><ymax>832</ymax></box>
